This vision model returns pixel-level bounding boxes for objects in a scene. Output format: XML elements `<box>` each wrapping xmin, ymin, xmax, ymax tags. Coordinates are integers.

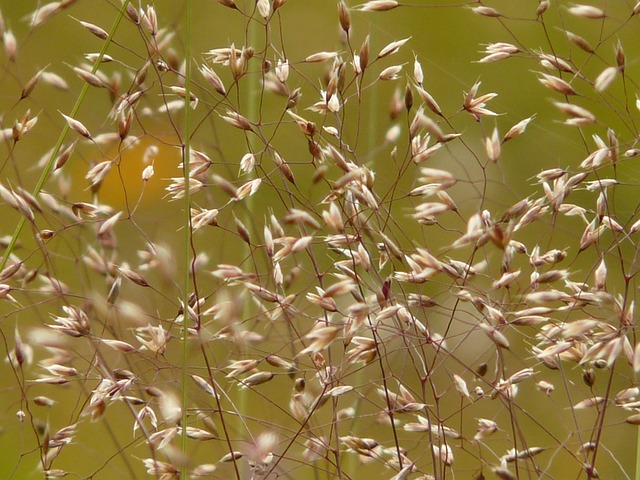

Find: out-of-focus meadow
<box><xmin>2</xmin><ymin>1</ymin><xmax>640</xmax><ymax>479</ymax></box>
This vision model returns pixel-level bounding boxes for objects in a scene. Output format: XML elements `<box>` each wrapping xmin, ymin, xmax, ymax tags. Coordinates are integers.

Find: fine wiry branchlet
<box><xmin>1</xmin><ymin>2</ymin><xmax>639</xmax><ymax>479</ymax></box>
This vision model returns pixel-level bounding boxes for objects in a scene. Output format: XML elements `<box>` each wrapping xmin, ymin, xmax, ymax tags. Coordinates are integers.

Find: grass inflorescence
<box><xmin>2</xmin><ymin>1</ymin><xmax>640</xmax><ymax>479</ymax></box>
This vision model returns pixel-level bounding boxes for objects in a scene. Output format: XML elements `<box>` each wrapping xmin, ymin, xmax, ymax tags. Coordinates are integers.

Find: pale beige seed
<box><xmin>479</xmin><ymin>323</ymin><xmax>510</xmax><ymax>349</ymax></box>
<box><xmin>537</xmin><ymin>380</ymin><xmax>554</xmax><ymax>395</ymax></box>
<box><xmin>453</xmin><ymin>374</ymin><xmax>470</xmax><ymax>398</ymax></box>
<box><xmin>21</xmin><ymin>68</ymin><xmax>48</xmax><ymax>99</ymax></box>
<box><xmin>33</xmin><ymin>395</ymin><xmax>57</xmax><ymax>407</ymax></box>
<box><xmin>538</xmin><ymin>73</ymin><xmax>576</xmax><ymax>95</ymax></box>
<box><xmin>414</xmin><ymin>85</ymin><xmax>442</xmax><ymax>116</ymax></box>
<box><xmin>474</xmin><ymin>418</ymin><xmax>498</xmax><ymax>440</ymax></box>
<box><xmin>191</xmin><ymin>375</ymin><xmax>219</xmax><ymax>398</ymax></box>
<box><xmin>98</xmin><ymin>210</ymin><xmax>121</xmax><ymax>236</ymax></box>
<box><xmin>226</xmin><ymin>359</ymin><xmax>260</xmax><ymax>378</ymax></box>
<box><xmin>537</xmin><ymin>0</ymin><xmax>550</xmax><ymax>15</ymax></box>
<box><xmin>464</xmin><ymin>81</ymin><xmax>499</xmax><ymax>119</ymax></box>
<box><xmin>503</xmin><ymin>447</ymin><xmax>545</xmax><ymax>462</ymax></box>
<box><xmin>492</xmin><ymin>270</ymin><xmax>521</xmax><ymax>289</ymax></box>
<box><xmin>284</xmin><ymin>208</ymin><xmax>320</xmax><ymax>229</ymax></box>
<box><xmin>553</xmin><ymin>102</ymin><xmax>595</xmax><ymax>124</ymax></box>
<box><xmin>484</xmin><ymin>127</ymin><xmax>500</xmax><ymax>162</ymax></box>
<box><xmin>73</xmin><ymin>66</ymin><xmax>105</xmax><ymax>88</ymax></box>
<box><xmin>594</xmin><ymin>258</ymin><xmax>607</xmax><ymax>290</ymax></box>
<box><xmin>413</xmin><ymin>54</ymin><xmax>424</xmax><ymax>84</ymax></box>
<box><xmin>40</xmin><ymin>71</ymin><xmax>68</xmax><ymax>90</ymax></box>
<box><xmin>358</xmin><ymin>0</ymin><xmax>399</xmax><ymax>12</ymax></box>
<box><xmin>626</xmin><ymin>414</ymin><xmax>640</xmax><ymax>425</ymax></box>
<box><xmin>478</xmin><ymin>51</ymin><xmax>510</xmax><ymax>63</ymax></box>
<box><xmin>78</xmin><ymin>19</ymin><xmax>108</xmax><ymax>39</ymax></box>
<box><xmin>142</xmin><ymin>459</ymin><xmax>178</xmax><ymax>476</ymax></box>
<box><xmin>377</xmin><ymin>37</ymin><xmax>411</xmax><ymax>59</ymax></box>
<box><xmin>324</xmin><ymin>385</ymin><xmax>353</xmax><ymax>397</ymax></box>
<box><xmin>338</xmin><ymin>0</ymin><xmax>350</xmax><ymax>33</ymax></box>
<box><xmin>568</xmin><ymin>5</ymin><xmax>605</xmax><ymax>19</ymax></box>
<box><xmin>257</xmin><ymin>0</ymin><xmax>271</xmax><ymax>18</ymax></box>
<box><xmin>432</xmin><ymin>444</ymin><xmax>454</xmax><ymax>466</ymax></box>
<box><xmin>340</xmin><ymin>435</ymin><xmax>378</xmax><ymax>451</ymax></box>
<box><xmin>616</xmin><ymin>40</ymin><xmax>625</xmax><ymax>70</ymax></box>
<box><xmin>594</xmin><ymin>66</ymin><xmax>618</xmax><ymax>92</ymax></box>
<box><xmin>305</xmin><ymin>51</ymin><xmax>339</xmax><ymax>63</ymax></box>
<box><xmin>275</xmin><ymin>58</ymin><xmax>289</xmax><ymax>82</ymax></box>
<box><xmin>379</xmin><ymin>64</ymin><xmax>403</xmax><ymax>81</ymax></box>
<box><xmin>60</xmin><ymin>113</ymin><xmax>92</xmax><ymax>139</ymax></box>
<box><xmin>565</xmin><ymin>30</ymin><xmax>594</xmax><ymax>53</ymax></box>
<box><xmin>101</xmin><ymin>339</ymin><xmax>137</xmax><ymax>353</ymax></box>
<box><xmin>538</xmin><ymin>53</ymin><xmax>574</xmax><ymax>73</ymax></box>
<box><xmin>299</xmin><ymin>326</ymin><xmax>340</xmax><ymax>355</ymax></box>
<box><xmin>2</xmin><ymin>31</ymin><xmax>16</xmax><ymax>61</ymax></box>
<box><xmin>238</xmin><ymin>371</ymin><xmax>274</xmax><ymax>388</ymax></box>
<box><xmin>472</xmin><ymin>5</ymin><xmax>501</xmax><ymax>17</ymax></box>
<box><xmin>573</xmin><ymin>396</ymin><xmax>605</xmax><ymax>409</ymax></box>
<box><xmin>217</xmin><ymin>0</ymin><xmax>238</xmax><ymax>8</ymax></box>
<box><xmin>220</xmin><ymin>110</ymin><xmax>252</xmax><ymax>130</ymax></box>
<box><xmin>504</xmin><ymin>116</ymin><xmax>534</xmax><ymax>142</ymax></box>
<box><xmin>199</xmin><ymin>64</ymin><xmax>226</xmax><ymax>95</ymax></box>
<box><xmin>484</xmin><ymin>42</ymin><xmax>519</xmax><ymax>55</ymax></box>
<box><xmin>29</xmin><ymin>3</ymin><xmax>63</xmax><ymax>27</ymax></box>
<box><xmin>273</xmin><ymin>152</ymin><xmax>296</xmax><ymax>184</ymax></box>
<box><xmin>141</xmin><ymin>5</ymin><xmax>158</xmax><ymax>35</ymax></box>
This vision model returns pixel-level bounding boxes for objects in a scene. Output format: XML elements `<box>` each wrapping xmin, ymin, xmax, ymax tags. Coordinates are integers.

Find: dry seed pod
<box><xmin>358</xmin><ymin>0</ymin><xmax>399</xmax><ymax>11</ymax></box>
<box><xmin>239</xmin><ymin>371</ymin><xmax>274</xmax><ymax>388</ymax></box>
<box><xmin>479</xmin><ymin>323</ymin><xmax>510</xmax><ymax>349</ymax></box>
<box><xmin>305</xmin><ymin>51</ymin><xmax>338</xmax><ymax>63</ymax></box>
<box><xmin>77</xmin><ymin>20</ymin><xmax>108</xmax><ymax>40</ymax></box>
<box><xmin>594</xmin><ymin>66</ymin><xmax>618</xmax><ymax>92</ymax></box>
<box><xmin>257</xmin><ymin>0</ymin><xmax>271</xmax><ymax>18</ymax></box>
<box><xmin>472</xmin><ymin>6</ymin><xmax>501</xmax><ymax>17</ymax></box>
<box><xmin>378</xmin><ymin>37</ymin><xmax>411</xmax><ymax>59</ymax></box>
<box><xmin>217</xmin><ymin>0</ymin><xmax>238</xmax><ymax>8</ymax></box>
<box><xmin>359</xmin><ymin>35</ymin><xmax>370</xmax><ymax>71</ymax></box>
<box><xmin>29</xmin><ymin>3</ymin><xmax>63</xmax><ymax>27</ymax></box>
<box><xmin>503</xmin><ymin>116</ymin><xmax>534</xmax><ymax>142</ymax></box>
<box><xmin>220</xmin><ymin>110</ymin><xmax>252</xmax><ymax>130</ymax></box>
<box><xmin>538</xmin><ymin>73</ymin><xmax>576</xmax><ymax>95</ymax></box>
<box><xmin>484</xmin><ymin>127</ymin><xmax>500</xmax><ymax>162</ymax></box>
<box><xmin>21</xmin><ymin>68</ymin><xmax>47</xmax><ymax>99</ymax></box>
<box><xmin>200</xmin><ymin>65</ymin><xmax>226</xmax><ymax>95</ymax></box>
<box><xmin>537</xmin><ymin>0</ymin><xmax>550</xmax><ymax>15</ymax></box>
<box><xmin>73</xmin><ymin>66</ymin><xmax>105</xmax><ymax>88</ymax></box>
<box><xmin>41</xmin><ymin>71</ymin><xmax>68</xmax><ymax>90</ymax></box>
<box><xmin>60</xmin><ymin>113</ymin><xmax>92</xmax><ymax>139</ymax></box>
<box><xmin>3</xmin><ymin>31</ymin><xmax>16</xmax><ymax>61</ymax></box>
<box><xmin>565</xmin><ymin>30</ymin><xmax>594</xmax><ymax>53</ymax></box>
<box><xmin>379</xmin><ymin>65</ymin><xmax>403</xmax><ymax>81</ymax></box>
<box><xmin>273</xmin><ymin>152</ymin><xmax>295</xmax><ymax>184</ymax></box>
<box><xmin>568</xmin><ymin>5</ymin><xmax>605</xmax><ymax>19</ymax></box>
<box><xmin>616</xmin><ymin>40</ymin><xmax>625</xmax><ymax>71</ymax></box>
<box><xmin>338</xmin><ymin>1</ymin><xmax>350</xmax><ymax>34</ymax></box>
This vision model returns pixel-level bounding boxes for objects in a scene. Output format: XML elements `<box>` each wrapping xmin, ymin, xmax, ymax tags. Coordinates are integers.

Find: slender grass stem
<box><xmin>0</xmin><ymin>2</ymin><xmax>129</xmax><ymax>272</ymax></box>
<box><xmin>181</xmin><ymin>0</ymin><xmax>193</xmax><ymax>478</ymax></box>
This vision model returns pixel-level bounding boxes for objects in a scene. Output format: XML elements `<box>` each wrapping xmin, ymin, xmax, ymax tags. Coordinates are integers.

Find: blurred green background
<box><xmin>1</xmin><ymin>1</ymin><xmax>640</xmax><ymax>479</ymax></box>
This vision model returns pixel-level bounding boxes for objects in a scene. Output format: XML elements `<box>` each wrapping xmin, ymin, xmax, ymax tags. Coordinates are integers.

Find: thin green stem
<box><xmin>233</xmin><ymin>1</ymin><xmax>262</xmax><ymax>461</ymax></box>
<box><xmin>181</xmin><ymin>0</ymin><xmax>193</xmax><ymax>477</ymax></box>
<box><xmin>0</xmin><ymin>2</ymin><xmax>130</xmax><ymax>272</ymax></box>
